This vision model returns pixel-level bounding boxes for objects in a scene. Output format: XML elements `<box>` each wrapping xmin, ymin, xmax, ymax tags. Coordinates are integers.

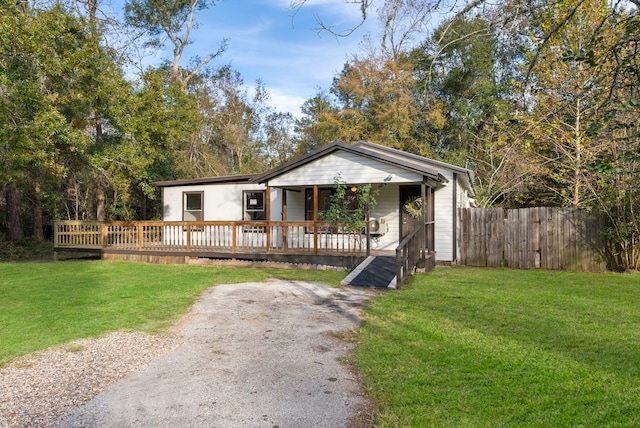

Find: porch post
<box><xmin>137</xmin><ymin>222</ymin><xmax>143</xmax><ymax>251</ymax></box>
<box><xmin>282</xmin><ymin>189</ymin><xmax>287</xmax><ymax>221</ymax></box>
<box><xmin>266</xmin><ymin>186</ymin><xmax>271</xmax><ymax>254</ymax></box>
<box><xmin>313</xmin><ymin>185</ymin><xmax>318</xmax><ymax>255</ymax></box>
<box><xmin>365</xmin><ymin>196</ymin><xmax>371</xmax><ymax>257</ymax></box>
<box><xmin>429</xmin><ymin>186</ymin><xmax>435</xmax><ymax>254</ymax></box>
<box><xmin>265</xmin><ymin>185</ymin><xmax>271</xmax><ymax>221</ymax></box>
<box><xmin>421</xmin><ymin>181</ymin><xmax>427</xmax><ymax>268</ymax></box>
<box><xmin>282</xmin><ymin>189</ymin><xmax>288</xmax><ymax>250</ymax></box>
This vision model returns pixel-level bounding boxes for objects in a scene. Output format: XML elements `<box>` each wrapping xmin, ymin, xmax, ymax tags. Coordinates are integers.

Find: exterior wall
<box><xmin>162</xmin><ymin>183</ymin><xmax>268</xmax><ymax>221</ymax></box>
<box><xmin>269</xmin><ymin>151</ymin><xmax>423</xmax><ymax>187</ymax></box>
<box><xmin>369</xmin><ymin>184</ymin><xmax>401</xmax><ymax>251</ymax></box>
<box><xmin>455</xmin><ymin>177</ymin><xmax>472</xmax><ymax>261</ymax></box>
<box><xmin>160</xmin><ymin>178</ymin><xmax>469</xmax><ymax>261</ymax></box>
<box><xmin>269</xmin><ymin>188</ymin><xmax>283</xmax><ymax>221</ymax></box>
<box><xmin>434</xmin><ymin>171</ymin><xmax>455</xmax><ymax>262</ymax></box>
<box><xmin>284</xmin><ymin>190</ymin><xmax>305</xmax><ymax>221</ymax></box>
<box><xmin>159</xmin><ymin>149</ymin><xmax>474</xmax><ymax>263</ymax></box>
<box><xmin>433</xmin><ymin>172</ymin><xmax>474</xmax><ymax>263</ymax></box>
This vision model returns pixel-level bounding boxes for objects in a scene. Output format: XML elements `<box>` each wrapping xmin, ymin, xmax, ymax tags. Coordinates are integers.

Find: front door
<box><xmin>400</xmin><ymin>185</ymin><xmax>422</xmax><ymax>240</ymax></box>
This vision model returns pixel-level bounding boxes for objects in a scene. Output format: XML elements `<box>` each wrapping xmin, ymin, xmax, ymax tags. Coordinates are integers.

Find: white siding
<box><xmin>433</xmin><ymin>172</ymin><xmax>474</xmax><ymax>263</ymax></box>
<box><xmin>159</xmin><ymin>148</ymin><xmax>474</xmax><ymax>264</ymax></box>
<box><xmin>434</xmin><ymin>171</ymin><xmax>455</xmax><ymax>262</ymax></box>
<box><xmin>275</xmin><ymin>184</ymin><xmax>401</xmax><ymax>251</ymax></box>
<box><xmin>283</xmin><ymin>190</ymin><xmax>306</xmax><ymax>221</ymax></box>
<box><xmin>268</xmin><ymin>188</ymin><xmax>283</xmax><ymax>221</ymax></box>
<box><xmin>368</xmin><ymin>184</ymin><xmax>400</xmax><ymax>251</ymax></box>
<box><xmin>162</xmin><ymin>183</ymin><xmax>266</xmax><ymax>221</ymax></box>
<box><xmin>269</xmin><ymin>151</ymin><xmax>422</xmax><ymax>187</ymax></box>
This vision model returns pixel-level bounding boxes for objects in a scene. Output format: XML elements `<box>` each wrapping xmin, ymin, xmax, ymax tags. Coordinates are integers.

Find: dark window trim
<box><xmin>243</xmin><ymin>190</ymin><xmax>266</xmax><ymax>232</ymax></box>
<box><xmin>183</xmin><ymin>191</ymin><xmax>204</xmax><ymax>222</ymax></box>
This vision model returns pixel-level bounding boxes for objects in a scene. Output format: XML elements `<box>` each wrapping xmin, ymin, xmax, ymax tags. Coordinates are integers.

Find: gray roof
<box><xmin>155</xmin><ymin>173</ymin><xmax>261</xmax><ymax>188</ymax></box>
<box><xmin>352</xmin><ymin>141</ymin><xmax>475</xmax><ymax>183</ymax></box>
<box><xmin>255</xmin><ymin>141</ymin><xmax>474</xmax><ymax>190</ymax></box>
<box><xmin>155</xmin><ymin>141</ymin><xmax>475</xmax><ymax>193</ymax></box>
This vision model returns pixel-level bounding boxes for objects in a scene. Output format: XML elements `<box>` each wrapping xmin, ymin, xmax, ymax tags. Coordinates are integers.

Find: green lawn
<box><xmin>0</xmin><ymin>260</ymin><xmax>345</xmax><ymax>364</ymax></box>
<box><xmin>5</xmin><ymin>261</ymin><xmax>640</xmax><ymax>426</ymax></box>
<box><xmin>355</xmin><ymin>267</ymin><xmax>640</xmax><ymax>427</ymax></box>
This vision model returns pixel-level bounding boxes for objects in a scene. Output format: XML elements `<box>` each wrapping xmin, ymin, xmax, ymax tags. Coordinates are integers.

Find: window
<box><xmin>183</xmin><ymin>192</ymin><xmax>203</xmax><ymax>221</ymax></box>
<box><xmin>305</xmin><ymin>187</ymin><xmax>360</xmax><ymax>220</ymax></box>
<box><xmin>244</xmin><ymin>191</ymin><xmax>266</xmax><ymax>221</ymax></box>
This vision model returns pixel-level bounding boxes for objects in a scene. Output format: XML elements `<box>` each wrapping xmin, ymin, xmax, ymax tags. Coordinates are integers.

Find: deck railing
<box><xmin>395</xmin><ymin>222</ymin><xmax>434</xmax><ymax>287</ymax></box>
<box><xmin>54</xmin><ymin>220</ymin><xmax>368</xmax><ymax>256</ymax></box>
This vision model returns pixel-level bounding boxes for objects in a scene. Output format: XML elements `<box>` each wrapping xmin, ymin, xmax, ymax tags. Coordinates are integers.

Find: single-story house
<box><xmin>156</xmin><ymin>140</ymin><xmax>475</xmax><ymax>265</ymax></box>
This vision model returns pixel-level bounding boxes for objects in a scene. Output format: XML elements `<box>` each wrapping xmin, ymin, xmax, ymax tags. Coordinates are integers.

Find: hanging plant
<box><xmin>404</xmin><ymin>197</ymin><xmax>423</xmax><ymax>219</ymax></box>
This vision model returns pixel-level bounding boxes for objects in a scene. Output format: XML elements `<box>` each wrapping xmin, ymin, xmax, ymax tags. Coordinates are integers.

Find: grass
<box><xmin>355</xmin><ymin>267</ymin><xmax>640</xmax><ymax>427</ymax></box>
<box><xmin>0</xmin><ymin>260</ymin><xmax>346</xmax><ymax>365</ymax></box>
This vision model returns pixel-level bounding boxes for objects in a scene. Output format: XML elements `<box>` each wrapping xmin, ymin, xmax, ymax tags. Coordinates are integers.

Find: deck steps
<box><xmin>341</xmin><ymin>256</ymin><xmax>397</xmax><ymax>289</ymax></box>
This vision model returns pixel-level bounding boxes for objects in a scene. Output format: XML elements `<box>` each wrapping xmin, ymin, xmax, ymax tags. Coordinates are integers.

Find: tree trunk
<box><xmin>32</xmin><ymin>178</ymin><xmax>44</xmax><ymax>242</ymax></box>
<box><xmin>573</xmin><ymin>98</ymin><xmax>582</xmax><ymax>207</ymax></box>
<box><xmin>5</xmin><ymin>184</ymin><xmax>24</xmax><ymax>241</ymax></box>
<box><xmin>96</xmin><ymin>180</ymin><xmax>106</xmax><ymax>221</ymax></box>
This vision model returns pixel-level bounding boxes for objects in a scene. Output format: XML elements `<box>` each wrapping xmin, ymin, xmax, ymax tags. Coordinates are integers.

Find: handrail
<box><xmin>395</xmin><ymin>223</ymin><xmax>426</xmax><ymax>288</ymax></box>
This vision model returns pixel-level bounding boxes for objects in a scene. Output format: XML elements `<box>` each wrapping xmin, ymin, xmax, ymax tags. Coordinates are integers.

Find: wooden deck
<box><xmin>54</xmin><ymin>220</ymin><xmax>430</xmax><ymax>286</ymax></box>
<box><xmin>54</xmin><ymin>220</ymin><xmax>368</xmax><ymax>257</ymax></box>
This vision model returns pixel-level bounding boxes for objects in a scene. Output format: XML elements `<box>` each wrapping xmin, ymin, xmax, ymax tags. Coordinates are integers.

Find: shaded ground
<box><xmin>53</xmin><ymin>280</ymin><xmax>378</xmax><ymax>428</ymax></box>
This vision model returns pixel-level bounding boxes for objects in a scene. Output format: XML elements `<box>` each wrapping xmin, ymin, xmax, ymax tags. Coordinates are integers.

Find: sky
<box><xmin>108</xmin><ymin>0</ymin><xmax>379</xmax><ymax>117</ymax></box>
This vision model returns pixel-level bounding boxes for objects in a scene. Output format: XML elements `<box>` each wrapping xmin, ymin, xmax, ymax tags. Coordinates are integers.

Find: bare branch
<box><xmin>288</xmin><ymin>0</ymin><xmax>370</xmax><ymax>38</ymax></box>
<box><xmin>524</xmin><ymin>0</ymin><xmax>589</xmax><ymax>82</ymax></box>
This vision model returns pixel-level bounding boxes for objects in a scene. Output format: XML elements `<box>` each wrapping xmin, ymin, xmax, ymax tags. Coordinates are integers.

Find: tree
<box><xmin>203</xmin><ymin>67</ymin><xmax>272</xmax><ymax>174</ymax></box>
<box><xmin>305</xmin><ymin>48</ymin><xmax>426</xmax><ymax>155</ymax></box>
<box><xmin>514</xmin><ymin>0</ymin><xmax>619</xmax><ymax>207</ymax></box>
<box><xmin>317</xmin><ymin>173</ymin><xmax>379</xmax><ymax>260</ymax></box>
<box><xmin>124</xmin><ymin>0</ymin><xmax>227</xmax><ymax>89</ymax></box>
<box><xmin>0</xmin><ymin>2</ymin><xmax>90</xmax><ymax>239</ymax></box>
<box><xmin>294</xmin><ymin>90</ymin><xmax>341</xmax><ymax>155</ymax></box>
<box><xmin>414</xmin><ymin>17</ymin><xmax>502</xmax><ymax>152</ymax></box>
<box><xmin>411</xmin><ymin>15</ymin><xmax>534</xmax><ymax>206</ymax></box>
<box><xmin>264</xmin><ymin>111</ymin><xmax>297</xmax><ymax>167</ymax></box>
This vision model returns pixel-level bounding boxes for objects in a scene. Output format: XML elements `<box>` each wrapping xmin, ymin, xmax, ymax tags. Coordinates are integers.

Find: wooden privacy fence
<box><xmin>459</xmin><ymin>207</ymin><xmax>606</xmax><ymax>271</ymax></box>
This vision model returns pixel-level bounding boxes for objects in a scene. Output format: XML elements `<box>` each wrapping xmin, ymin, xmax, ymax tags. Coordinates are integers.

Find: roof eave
<box><xmin>154</xmin><ymin>173</ymin><xmax>262</xmax><ymax>188</ymax></box>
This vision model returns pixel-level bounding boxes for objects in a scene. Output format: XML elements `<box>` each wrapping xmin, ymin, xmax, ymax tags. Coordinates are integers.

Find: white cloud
<box><xmin>267</xmin><ymin>88</ymin><xmax>309</xmax><ymax>117</ymax></box>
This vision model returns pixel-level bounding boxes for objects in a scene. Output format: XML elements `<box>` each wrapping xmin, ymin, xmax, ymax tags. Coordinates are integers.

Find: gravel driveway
<box><xmin>47</xmin><ymin>280</ymin><xmax>376</xmax><ymax>427</ymax></box>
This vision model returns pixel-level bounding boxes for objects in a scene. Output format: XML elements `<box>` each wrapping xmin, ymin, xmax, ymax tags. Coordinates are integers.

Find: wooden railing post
<box><xmin>53</xmin><ymin>221</ymin><xmax>59</xmax><ymax>248</ymax></box>
<box><xmin>101</xmin><ymin>222</ymin><xmax>107</xmax><ymax>248</ymax></box>
<box><xmin>231</xmin><ymin>222</ymin><xmax>237</xmax><ymax>254</ymax></box>
<box><xmin>186</xmin><ymin>223</ymin><xmax>191</xmax><ymax>252</ymax></box>
<box><xmin>137</xmin><ymin>222</ymin><xmax>143</xmax><ymax>251</ymax></box>
<box><xmin>396</xmin><ymin>248</ymin><xmax>403</xmax><ymax>288</ymax></box>
<box><xmin>266</xmin><ymin>222</ymin><xmax>271</xmax><ymax>255</ymax></box>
